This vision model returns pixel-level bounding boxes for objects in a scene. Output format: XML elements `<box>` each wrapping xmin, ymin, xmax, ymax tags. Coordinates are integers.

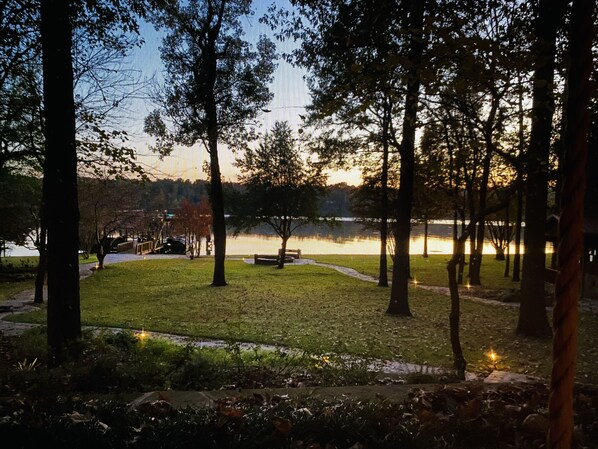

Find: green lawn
<box><xmin>0</xmin><ymin>280</ymin><xmax>35</xmax><ymax>301</ymax></box>
<box><xmin>6</xmin><ymin>257</ymin><xmax>598</xmax><ymax>383</ymax></box>
<box><xmin>0</xmin><ymin>256</ymin><xmax>38</xmax><ymax>301</ymax></box>
<box><xmin>0</xmin><ymin>255</ymin><xmax>98</xmax><ymax>301</ymax></box>
<box><xmin>309</xmin><ymin>254</ymin><xmax>522</xmax><ymax>290</ymax></box>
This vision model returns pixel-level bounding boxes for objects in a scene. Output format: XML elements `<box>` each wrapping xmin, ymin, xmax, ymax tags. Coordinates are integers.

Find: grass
<box><xmin>310</xmin><ymin>254</ymin><xmax>522</xmax><ymax>290</ymax></box>
<box><xmin>6</xmin><ymin>257</ymin><xmax>598</xmax><ymax>383</ymax></box>
<box><xmin>1</xmin><ymin>327</ymin><xmax>377</xmax><ymax>397</ymax></box>
<box><xmin>0</xmin><ymin>256</ymin><xmax>38</xmax><ymax>301</ymax></box>
<box><xmin>0</xmin><ymin>280</ymin><xmax>35</xmax><ymax>301</ymax></box>
<box><xmin>0</xmin><ymin>254</ymin><xmax>98</xmax><ymax>301</ymax></box>
<box><xmin>1</xmin><ymin>254</ymin><xmax>99</xmax><ymax>267</ymax></box>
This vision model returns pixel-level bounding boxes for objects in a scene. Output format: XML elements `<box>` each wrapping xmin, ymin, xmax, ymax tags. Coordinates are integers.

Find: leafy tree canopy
<box><xmin>0</xmin><ymin>0</ymin><xmax>150</xmax><ymax>177</ymax></box>
<box><xmin>229</xmin><ymin>121</ymin><xmax>327</xmax><ymax>250</ymax></box>
<box><xmin>144</xmin><ymin>0</ymin><xmax>277</xmax><ymax>155</ymax></box>
<box><xmin>0</xmin><ymin>169</ymin><xmax>41</xmax><ymax>256</ymax></box>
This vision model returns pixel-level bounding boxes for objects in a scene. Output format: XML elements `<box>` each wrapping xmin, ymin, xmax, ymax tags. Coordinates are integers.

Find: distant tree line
<box><xmin>95</xmin><ymin>177</ymin><xmax>358</xmax><ymax>218</ymax></box>
<box><xmin>0</xmin><ymin>175</ymin><xmax>359</xmax><ymax>255</ymax></box>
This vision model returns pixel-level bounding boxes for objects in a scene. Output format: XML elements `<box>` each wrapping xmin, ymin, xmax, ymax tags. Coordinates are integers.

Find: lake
<box><xmin>225</xmin><ymin>220</ymin><xmax>508</xmax><ymax>256</ymax></box>
<box><xmin>4</xmin><ymin>219</ymin><xmax>530</xmax><ymax>257</ymax></box>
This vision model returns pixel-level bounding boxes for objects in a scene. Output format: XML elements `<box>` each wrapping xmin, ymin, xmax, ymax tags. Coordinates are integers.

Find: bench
<box><xmin>279</xmin><ymin>248</ymin><xmax>301</xmax><ymax>259</ymax></box>
<box><xmin>254</xmin><ymin>254</ymin><xmax>294</xmax><ymax>265</ymax></box>
<box><xmin>117</xmin><ymin>241</ymin><xmax>134</xmax><ymax>252</ymax></box>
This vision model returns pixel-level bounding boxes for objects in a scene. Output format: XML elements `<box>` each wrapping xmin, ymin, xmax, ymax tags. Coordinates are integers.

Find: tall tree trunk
<box><xmin>553</xmin><ymin>76</ymin><xmax>568</xmax><ymax>214</ymax></box>
<box><xmin>97</xmin><ymin>242</ymin><xmax>107</xmax><ymax>269</ymax></box>
<box><xmin>451</xmin><ymin>208</ymin><xmax>465</xmax><ymax>283</ymax></box>
<box><xmin>504</xmin><ymin>198</ymin><xmax>510</xmax><ymax>277</ymax></box>
<box><xmin>278</xmin><ymin>234</ymin><xmax>289</xmax><ymax>269</ymax></box>
<box><xmin>517</xmin><ymin>0</ymin><xmax>566</xmax><ymax>338</ymax></box>
<box><xmin>449</xmin><ymin>141</ymin><xmax>465</xmax><ymax>285</ymax></box>
<box><xmin>423</xmin><ymin>217</ymin><xmax>429</xmax><ymax>258</ymax></box>
<box><xmin>41</xmin><ymin>0</ymin><xmax>81</xmax><ymax>364</ymax></box>
<box><xmin>387</xmin><ymin>0</ymin><xmax>424</xmax><ymax>316</ymax></box>
<box><xmin>206</xmin><ymin>45</ymin><xmax>227</xmax><ymax>287</ymax></box>
<box><xmin>466</xmin><ymin>185</ymin><xmax>476</xmax><ymax>279</ymax></box>
<box><xmin>378</xmin><ymin>101</ymin><xmax>390</xmax><ymax>287</ymax></box>
<box><xmin>449</xmin><ymin>199</ymin><xmax>511</xmax><ymax>379</ymax></box>
<box><xmin>467</xmin><ymin>230</ymin><xmax>475</xmax><ymax>278</ymax></box>
<box><xmin>209</xmin><ymin>128</ymin><xmax>226</xmax><ymax>285</ymax></box>
<box><xmin>452</xmin><ymin>211</ymin><xmax>458</xmax><ymax>253</ymax></box>
<box><xmin>34</xmin><ymin>222</ymin><xmax>47</xmax><ymax>304</ymax></box>
<box><xmin>551</xmin><ymin>241</ymin><xmax>558</xmax><ymax>268</ymax></box>
<box><xmin>448</xmin><ymin>237</ymin><xmax>467</xmax><ymax>379</ymax></box>
<box><xmin>513</xmin><ymin>179</ymin><xmax>523</xmax><ymax>281</ymax></box>
<box><xmin>469</xmin><ymin>119</ymin><xmax>495</xmax><ymax>285</ymax></box>
<box><xmin>548</xmin><ymin>0</ymin><xmax>593</xmax><ymax>445</ymax></box>
<box><xmin>458</xmin><ymin>211</ymin><xmax>466</xmax><ymax>285</ymax></box>
<box><xmin>448</xmin><ymin>137</ymin><xmax>457</xmax><ymax>255</ymax></box>
<box><xmin>512</xmin><ymin>77</ymin><xmax>526</xmax><ymax>282</ymax></box>
<box><xmin>551</xmin><ymin>79</ymin><xmax>569</xmax><ymax>272</ymax></box>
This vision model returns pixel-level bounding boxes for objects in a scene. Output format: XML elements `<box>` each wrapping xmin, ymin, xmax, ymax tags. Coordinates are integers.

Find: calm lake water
<box><xmin>5</xmin><ymin>219</ymin><xmax>526</xmax><ymax>257</ymax></box>
<box><xmin>225</xmin><ymin>220</ymin><xmax>505</xmax><ymax>256</ymax></box>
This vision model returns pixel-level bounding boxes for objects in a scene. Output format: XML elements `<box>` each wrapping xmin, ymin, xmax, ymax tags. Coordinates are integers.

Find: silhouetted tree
<box><xmin>517</xmin><ymin>0</ymin><xmax>567</xmax><ymax>338</ymax></box>
<box><xmin>41</xmin><ymin>0</ymin><xmax>81</xmax><ymax>363</ymax></box>
<box><xmin>230</xmin><ymin>121</ymin><xmax>327</xmax><ymax>268</ymax></box>
<box><xmin>145</xmin><ymin>0</ymin><xmax>276</xmax><ymax>286</ymax></box>
<box><xmin>0</xmin><ymin>171</ymin><xmax>40</xmax><ymax>261</ymax></box>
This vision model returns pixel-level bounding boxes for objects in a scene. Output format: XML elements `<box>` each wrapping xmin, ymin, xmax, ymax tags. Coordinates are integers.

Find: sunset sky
<box><xmin>123</xmin><ymin>1</ymin><xmax>363</xmax><ymax>186</ymax></box>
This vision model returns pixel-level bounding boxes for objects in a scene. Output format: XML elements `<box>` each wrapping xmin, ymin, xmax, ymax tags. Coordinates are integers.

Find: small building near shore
<box><xmin>545</xmin><ymin>214</ymin><xmax>598</xmax><ymax>299</ymax></box>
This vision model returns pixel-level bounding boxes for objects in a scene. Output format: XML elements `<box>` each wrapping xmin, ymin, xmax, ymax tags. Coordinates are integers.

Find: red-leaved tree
<box><xmin>173</xmin><ymin>197</ymin><xmax>212</xmax><ymax>258</ymax></box>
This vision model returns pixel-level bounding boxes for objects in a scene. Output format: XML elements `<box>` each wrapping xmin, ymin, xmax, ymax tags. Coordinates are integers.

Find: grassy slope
<box><xmin>6</xmin><ymin>257</ymin><xmax>598</xmax><ymax>383</ymax></box>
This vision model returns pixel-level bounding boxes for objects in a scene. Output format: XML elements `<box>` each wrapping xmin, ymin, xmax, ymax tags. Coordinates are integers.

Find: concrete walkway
<box><xmin>1</xmin><ymin>253</ymin><xmax>544</xmax><ymax>385</ymax></box>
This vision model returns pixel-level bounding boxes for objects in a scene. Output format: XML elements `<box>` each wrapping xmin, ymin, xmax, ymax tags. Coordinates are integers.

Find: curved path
<box><xmin>248</xmin><ymin>257</ymin><xmax>597</xmax><ymax>313</ymax></box>
<box><xmin>0</xmin><ymin>254</ymin><xmax>548</xmax><ymax>383</ymax></box>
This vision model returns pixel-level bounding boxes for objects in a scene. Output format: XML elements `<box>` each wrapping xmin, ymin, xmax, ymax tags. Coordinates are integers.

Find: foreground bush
<box><xmin>0</xmin><ymin>328</ymin><xmax>380</xmax><ymax>397</ymax></box>
<box><xmin>1</xmin><ymin>329</ymin><xmax>597</xmax><ymax>447</ymax></box>
<box><xmin>1</xmin><ymin>383</ymin><xmax>598</xmax><ymax>448</ymax></box>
